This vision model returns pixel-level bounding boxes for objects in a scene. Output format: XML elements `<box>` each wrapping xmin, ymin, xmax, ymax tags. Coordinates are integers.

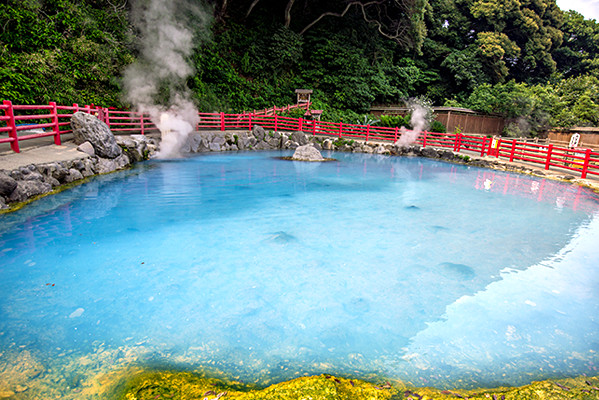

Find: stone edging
<box><xmin>1</xmin><ymin>126</ymin><xmax>598</xmax><ymax>211</ymax></box>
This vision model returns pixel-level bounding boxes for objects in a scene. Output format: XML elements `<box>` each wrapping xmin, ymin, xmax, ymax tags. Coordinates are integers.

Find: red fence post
<box><xmin>581</xmin><ymin>149</ymin><xmax>592</xmax><ymax>179</ymax></box>
<box><xmin>457</xmin><ymin>134</ymin><xmax>462</xmax><ymax>152</ymax></box>
<box><xmin>140</xmin><ymin>113</ymin><xmax>145</xmax><ymax>135</ymax></box>
<box><xmin>3</xmin><ymin>100</ymin><xmax>19</xmax><ymax>153</ymax></box>
<box><xmin>220</xmin><ymin>112</ymin><xmax>225</xmax><ymax>131</ymax></box>
<box><xmin>248</xmin><ymin>114</ymin><xmax>253</xmax><ymax>131</ymax></box>
<box><xmin>312</xmin><ymin>121</ymin><xmax>316</xmax><ymax>136</ymax></box>
<box><xmin>422</xmin><ymin>131</ymin><xmax>427</xmax><ymax>148</ymax></box>
<box><xmin>453</xmin><ymin>133</ymin><xmax>459</xmax><ymax>151</ymax></box>
<box><xmin>49</xmin><ymin>101</ymin><xmax>61</xmax><ymax>145</ymax></box>
<box><xmin>339</xmin><ymin>123</ymin><xmax>343</xmax><ymax>138</ymax></box>
<box><xmin>480</xmin><ymin>137</ymin><xmax>487</xmax><ymax>157</ymax></box>
<box><xmin>544</xmin><ymin>144</ymin><xmax>553</xmax><ymax>170</ymax></box>
<box><xmin>298</xmin><ymin>117</ymin><xmax>303</xmax><ymax>132</ymax></box>
<box><xmin>394</xmin><ymin>127</ymin><xmax>398</xmax><ymax>141</ymax></box>
<box><xmin>510</xmin><ymin>139</ymin><xmax>516</xmax><ymax>162</ymax></box>
<box><xmin>274</xmin><ymin>114</ymin><xmax>278</xmax><ymax>132</ymax></box>
<box><xmin>496</xmin><ymin>138</ymin><xmax>502</xmax><ymax>158</ymax></box>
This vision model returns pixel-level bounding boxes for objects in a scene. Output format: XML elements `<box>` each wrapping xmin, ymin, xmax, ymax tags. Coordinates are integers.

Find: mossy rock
<box><xmin>116</xmin><ymin>372</ymin><xmax>599</xmax><ymax>400</ymax></box>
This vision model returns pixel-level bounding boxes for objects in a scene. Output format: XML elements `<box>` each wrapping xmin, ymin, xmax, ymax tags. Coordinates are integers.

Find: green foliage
<box><xmin>0</xmin><ymin>0</ymin><xmax>134</xmax><ymax>106</ymax></box>
<box><xmin>430</xmin><ymin>120</ymin><xmax>446</xmax><ymax>133</ymax></box>
<box><xmin>1</xmin><ymin>0</ymin><xmax>598</xmax><ymax>131</ymax></box>
<box><xmin>379</xmin><ymin>115</ymin><xmax>411</xmax><ymax>128</ymax></box>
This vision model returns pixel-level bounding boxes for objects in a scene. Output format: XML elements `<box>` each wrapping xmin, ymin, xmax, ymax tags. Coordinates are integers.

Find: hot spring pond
<box><xmin>1</xmin><ymin>150</ymin><xmax>599</xmax><ymax>398</ymax></box>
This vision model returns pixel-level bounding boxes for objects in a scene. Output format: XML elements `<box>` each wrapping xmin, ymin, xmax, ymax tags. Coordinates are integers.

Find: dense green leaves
<box><xmin>0</xmin><ymin>0</ymin><xmax>134</xmax><ymax>106</ymax></box>
<box><xmin>1</xmin><ymin>0</ymin><xmax>598</xmax><ymax>131</ymax></box>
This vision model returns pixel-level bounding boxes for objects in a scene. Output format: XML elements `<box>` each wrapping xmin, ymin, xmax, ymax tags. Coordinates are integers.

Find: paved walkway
<box><xmin>0</xmin><ymin>141</ymin><xmax>87</xmax><ymax>171</ymax></box>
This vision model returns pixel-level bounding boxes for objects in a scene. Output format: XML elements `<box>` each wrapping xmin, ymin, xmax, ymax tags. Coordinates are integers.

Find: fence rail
<box><xmin>1</xmin><ymin>101</ymin><xmax>598</xmax><ymax>179</ymax></box>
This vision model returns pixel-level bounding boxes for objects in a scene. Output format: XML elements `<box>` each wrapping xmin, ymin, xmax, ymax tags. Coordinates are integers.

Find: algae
<box><xmin>117</xmin><ymin>371</ymin><xmax>599</xmax><ymax>400</ymax></box>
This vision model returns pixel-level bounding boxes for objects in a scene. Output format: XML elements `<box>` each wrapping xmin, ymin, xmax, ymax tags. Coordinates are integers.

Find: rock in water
<box><xmin>291</xmin><ymin>145</ymin><xmax>325</xmax><ymax>161</ymax></box>
<box><xmin>71</xmin><ymin>112</ymin><xmax>122</xmax><ymax>159</ymax></box>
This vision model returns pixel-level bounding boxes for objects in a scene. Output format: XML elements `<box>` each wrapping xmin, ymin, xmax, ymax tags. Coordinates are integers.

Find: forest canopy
<box><xmin>1</xmin><ymin>0</ymin><xmax>598</xmax><ymax>133</ymax></box>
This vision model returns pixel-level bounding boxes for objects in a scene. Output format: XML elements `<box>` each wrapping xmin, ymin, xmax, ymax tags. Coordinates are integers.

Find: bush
<box><xmin>430</xmin><ymin>120</ymin><xmax>446</xmax><ymax>133</ymax></box>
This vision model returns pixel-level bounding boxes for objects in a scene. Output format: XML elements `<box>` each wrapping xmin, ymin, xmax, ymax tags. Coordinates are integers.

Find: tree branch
<box><xmin>246</xmin><ymin>0</ymin><xmax>261</xmax><ymax>18</ymax></box>
<box><xmin>284</xmin><ymin>0</ymin><xmax>297</xmax><ymax>27</ymax></box>
<box><xmin>300</xmin><ymin>0</ymin><xmax>415</xmax><ymax>47</ymax></box>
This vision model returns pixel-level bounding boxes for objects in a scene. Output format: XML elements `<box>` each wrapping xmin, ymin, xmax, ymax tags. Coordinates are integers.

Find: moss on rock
<box><xmin>117</xmin><ymin>371</ymin><xmax>599</xmax><ymax>400</ymax></box>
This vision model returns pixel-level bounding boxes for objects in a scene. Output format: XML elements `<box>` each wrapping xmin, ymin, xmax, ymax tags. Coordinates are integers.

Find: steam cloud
<box><xmin>123</xmin><ymin>0</ymin><xmax>211</xmax><ymax>158</ymax></box>
<box><xmin>395</xmin><ymin>102</ymin><xmax>430</xmax><ymax>148</ymax></box>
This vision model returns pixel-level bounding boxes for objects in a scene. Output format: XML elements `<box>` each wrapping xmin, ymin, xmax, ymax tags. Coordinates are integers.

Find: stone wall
<box><xmin>1</xmin><ymin>125</ymin><xmax>575</xmax><ymax>211</ymax></box>
<box><xmin>0</xmin><ymin>135</ymin><xmax>156</xmax><ymax>210</ymax></box>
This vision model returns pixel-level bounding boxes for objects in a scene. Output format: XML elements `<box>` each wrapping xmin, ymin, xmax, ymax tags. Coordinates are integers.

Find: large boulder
<box><xmin>71</xmin><ymin>112</ymin><xmax>122</xmax><ymax>159</ymax></box>
<box><xmin>291</xmin><ymin>145</ymin><xmax>325</xmax><ymax>161</ymax></box>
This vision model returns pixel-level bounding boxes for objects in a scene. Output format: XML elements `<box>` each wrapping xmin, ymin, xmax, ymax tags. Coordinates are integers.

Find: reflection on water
<box><xmin>0</xmin><ymin>151</ymin><xmax>598</xmax><ymax>397</ymax></box>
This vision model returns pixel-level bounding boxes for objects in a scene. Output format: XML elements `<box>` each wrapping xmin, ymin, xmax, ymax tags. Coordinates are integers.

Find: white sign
<box><xmin>569</xmin><ymin>133</ymin><xmax>581</xmax><ymax>148</ymax></box>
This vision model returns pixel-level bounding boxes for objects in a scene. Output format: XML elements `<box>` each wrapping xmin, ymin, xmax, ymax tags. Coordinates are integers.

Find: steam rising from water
<box><xmin>395</xmin><ymin>102</ymin><xmax>430</xmax><ymax>147</ymax></box>
<box><xmin>123</xmin><ymin>0</ymin><xmax>211</xmax><ymax>158</ymax></box>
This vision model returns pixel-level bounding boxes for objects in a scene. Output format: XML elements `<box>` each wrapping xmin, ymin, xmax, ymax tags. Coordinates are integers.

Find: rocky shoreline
<box><xmin>2</xmin><ymin>121</ymin><xmax>596</xmax><ymax>211</ymax></box>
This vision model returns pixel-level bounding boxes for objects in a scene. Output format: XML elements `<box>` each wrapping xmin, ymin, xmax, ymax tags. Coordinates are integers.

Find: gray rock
<box><xmin>65</xmin><ymin>169</ymin><xmax>84</xmax><ymax>183</ymax></box>
<box><xmin>77</xmin><ymin>141</ymin><xmax>95</xmax><ymax>157</ymax></box>
<box><xmin>375</xmin><ymin>145</ymin><xmax>388</xmax><ymax>155</ymax></box>
<box><xmin>71</xmin><ymin>159</ymin><xmax>85</xmax><ymax>170</ymax></box>
<box><xmin>322</xmin><ymin>139</ymin><xmax>333</xmax><ymax>150</ymax></box>
<box><xmin>43</xmin><ymin>176</ymin><xmax>61</xmax><ymax>187</ymax></box>
<box><xmin>254</xmin><ymin>141</ymin><xmax>271</xmax><ymax>150</ymax></box>
<box><xmin>209</xmin><ymin>142</ymin><xmax>223</xmax><ymax>152</ymax></box>
<box><xmin>291</xmin><ymin>131</ymin><xmax>308</xmax><ymax>146</ymax></box>
<box><xmin>71</xmin><ymin>112</ymin><xmax>122</xmax><ymax>159</ymax></box>
<box><xmin>267</xmin><ymin>137</ymin><xmax>281</xmax><ymax>148</ymax></box>
<box><xmin>8</xmin><ymin>180</ymin><xmax>52</xmax><ymax>203</ymax></box>
<box><xmin>0</xmin><ymin>196</ymin><xmax>7</xmax><ymax>209</ymax></box>
<box><xmin>52</xmin><ymin>165</ymin><xmax>70</xmax><ymax>183</ymax></box>
<box><xmin>186</xmin><ymin>133</ymin><xmax>203</xmax><ymax>152</ymax></box>
<box><xmin>421</xmin><ymin>147</ymin><xmax>439</xmax><ymax>158</ymax></box>
<box><xmin>312</xmin><ymin>141</ymin><xmax>323</xmax><ymax>151</ymax></box>
<box><xmin>212</xmin><ymin>135</ymin><xmax>226</xmax><ymax>147</ymax></box>
<box><xmin>23</xmin><ymin>170</ymin><xmax>44</xmax><ymax>181</ymax></box>
<box><xmin>291</xmin><ymin>145</ymin><xmax>325</xmax><ymax>161</ymax></box>
<box><xmin>252</xmin><ymin>125</ymin><xmax>266</xmax><ymax>141</ymax></box>
<box><xmin>9</xmin><ymin>170</ymin><xmax>22</xmax><ymax>180</ymax></box>
<box><xmin>82</xmin><ymin>159</ymin><xmax>96</xmax><ymax>177</ymax></box>
<box><xmin>96</xmin><ymin>154</ymin><xmax>130</xmax><ymax>174</ymax></box>
<box><xmin>117</xmin><ymin>136</ymin><xmax>147</xmax><ymax>162</ymax></box>
<box><xmin>285</xmin><ymin>140</ymin><xmax>299</xmax><ymax>149</ymax></box>
<box><xmin>0</xmin><ymin>171</ymin><xmax>18</xmax><ymax>196</ymax></box>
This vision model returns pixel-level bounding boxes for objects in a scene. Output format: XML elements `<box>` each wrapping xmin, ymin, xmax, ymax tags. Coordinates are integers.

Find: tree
<box><xmin>553</xmin><ymin>10</ymin><xmax>599</xmax><ymax>78</ymax></box>
<box><xmin>421</xmin><ymin>0</ymin><xmax>564</xmax><ymax>95</ymax></box>
<box><xmin>217</xmin><ymin>0</ymin><xmax>428</xmax><ymax>51</ymax></box>
<box><xmin>0</xmin><ymin>0</ymin><xmax>134</xmax><ymax>105</ymax></box>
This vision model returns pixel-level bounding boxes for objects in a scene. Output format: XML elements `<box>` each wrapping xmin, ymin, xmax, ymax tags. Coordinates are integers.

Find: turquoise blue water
<box><xmin>1</xmin><ymin>150</ymin><xmax>599</xmax><ymax>393</ymax></box>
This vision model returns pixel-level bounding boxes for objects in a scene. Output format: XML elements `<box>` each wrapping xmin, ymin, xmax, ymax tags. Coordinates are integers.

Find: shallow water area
<box><xmin>1</xmin><ymin>150</ymin><xmax>599</xmax><ymax>397</ymax></box>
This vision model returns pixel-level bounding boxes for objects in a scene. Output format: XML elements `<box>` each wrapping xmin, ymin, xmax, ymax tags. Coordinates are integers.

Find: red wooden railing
<box><xmin>1</xmin><ymin>100</ymin><xmax>598</xmax><ymax>179</ymax></box>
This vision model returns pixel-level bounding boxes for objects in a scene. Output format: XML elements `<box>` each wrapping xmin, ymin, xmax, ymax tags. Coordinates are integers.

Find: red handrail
<box><xmin>1</xmin><ymin>100</ymin><xmax>597</xmax><ymax>179</ymax></box>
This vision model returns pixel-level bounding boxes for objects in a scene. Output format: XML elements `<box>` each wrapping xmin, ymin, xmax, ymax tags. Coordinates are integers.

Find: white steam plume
<box><xmin>123</xmin><ymin>0</ymin><xmax>211</xmax><ymax>158</ymax></box>
<box><xmin>395</xmin><ymin>102</ymin><xmax>431</xmax><ymax>148</ymax></box>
